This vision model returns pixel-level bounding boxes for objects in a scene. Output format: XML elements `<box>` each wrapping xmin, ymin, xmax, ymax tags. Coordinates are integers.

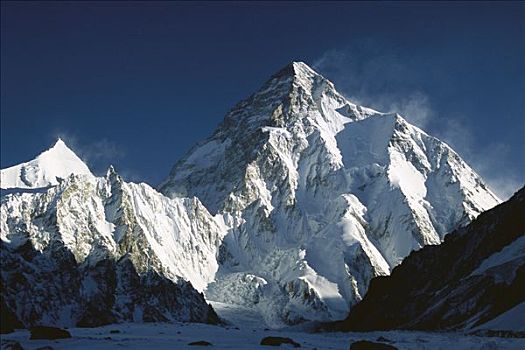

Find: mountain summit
<box><xmin>160</xmin><ymin>61</ymin><xmax>500</xmax><ymax>326</ymax></box>
<box><xmin>0</xmin><ymin>62</ymin><xmax>502</xmax><ymax>329</ymax></box>
<box><xmin>0</xmin><ymin>138</ymin><xmax>92</xmax><ymax>189</ymax></box>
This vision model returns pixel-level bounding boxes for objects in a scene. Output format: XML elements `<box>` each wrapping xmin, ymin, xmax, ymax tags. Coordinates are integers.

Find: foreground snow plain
<box><xmin>2</xmin><ymin>322</ymin><xmax>524</xmax><ymax>350</ymax></box>
<box><xmin>3</xmin><ymin>304</ymin><xmax>524</xmax><ymax>350</ymax></box>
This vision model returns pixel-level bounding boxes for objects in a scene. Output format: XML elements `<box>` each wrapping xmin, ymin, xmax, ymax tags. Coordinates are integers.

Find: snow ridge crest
<box><xmin>1</xmin><ymin>138</ymin><xmax>93</xmax><ymax>189</ymax></box>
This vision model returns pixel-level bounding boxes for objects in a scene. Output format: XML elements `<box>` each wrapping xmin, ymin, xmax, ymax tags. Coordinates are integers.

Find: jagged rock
<box><xmin>260</xmin><ymin>336</ymin><xmax>301</xmax><ymax>347</ymax></box>
<box><xmin>349</xmin><ymin>340</ymin><xmax>398</xmax><ymax>350</ymax></box>
<box><xmin>1</xmin><ymin>298</ymin><xmax>23</xmax><ymax>334</ymax></box>
<box><xmin>1</xmin><ymin>238</ymin><xmax>218</xmax><ymax>328</ymax></box>
<box><xmin>1</xmin><ymin>340</ymin><xmax>24</xmax><ymax>350</ymax></box>
<box><xmin>376</xmin><ymin>336</ymin><xmax>393</xmax><ymax>343</ymax></box>
<box><xmin>0</xmin><ymin>139</ymin><xmax>93</xmax><ymax>189</ymax></box>
<box><xmin>29</xmin><ymin>326</ymin><xmax>71</xmax><ymax>340</ymax></box>
<box><xmin>188</xmin><ymin>341</ymin><xmax>212</xmax><ymax>346</ymax></box>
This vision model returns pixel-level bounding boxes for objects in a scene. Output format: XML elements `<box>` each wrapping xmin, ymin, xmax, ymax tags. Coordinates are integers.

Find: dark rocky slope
<box><xmin>331</xmin><ymin>186</ymin><xmax>525</xmax><ymax>331</ymax></box>
<box><xmin>1</xmin><ymin>239</ymin><xmax>219</xmax><ymax>329</ymax></box>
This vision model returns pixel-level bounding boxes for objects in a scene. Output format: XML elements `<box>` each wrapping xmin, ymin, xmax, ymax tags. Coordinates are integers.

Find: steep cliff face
<box><xmin>1</xmin><ymin>165</ymin><xmax>222</xmax><ymax>328</ymax></box>
<box><xmin>333</xmin><ymin>186</ymin><xmax>525</xmax><ymax>332</ymax></box>
<box><xmin>160</xmin><ymin>62</ymin><xmax>500</xmax><ymax>326</ymax></box>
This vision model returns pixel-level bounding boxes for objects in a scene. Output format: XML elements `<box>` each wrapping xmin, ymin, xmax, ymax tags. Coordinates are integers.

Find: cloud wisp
<box><xmin>313</xmin><ymin>48</ymin><xmax>434</xmax><ymax>129</ymax></box>
<box><xmin>51</xmin><ymin>131</ymin><xmax>134</xmax><ymax>179</ymax></box>
<box><xmin>435</xmin><ymin>118</ymin><xmax>523</xmax><ymax>201</ymax></box>
<box><xmin>313</xmin><ymin>47</ymin><xmax>523</xmax><ymax>200</ymax></box>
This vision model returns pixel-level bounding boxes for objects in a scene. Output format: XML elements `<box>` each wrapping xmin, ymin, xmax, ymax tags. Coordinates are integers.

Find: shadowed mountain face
<box><xmin>1</xmin><ymin>237</ymin><xmax>219</xmax><ymax>329</ymax></box>
<box><xmin>331</xmin><ymin>186</ymin><xmax>525</xmax><ymax>332</ymax></box>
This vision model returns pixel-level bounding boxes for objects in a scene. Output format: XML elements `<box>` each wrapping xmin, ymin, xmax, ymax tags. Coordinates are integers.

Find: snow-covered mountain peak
<box><xmin>0</xmin><ymin>138</ymin><xmax>93</xmax><ymax>189</ymax></box>
<box><xmin>205</xmin><ymin>62</ymin><xmax>381</xmax><ymax>146</ymax></box>
<box><xmin>271</xmin><ymin>61</ymin><xmax>320</xmax><ymax>83</ymax></box>
<box><xmin>267</xmin><ymin>61</ymin><xmax>340</xmax><ymax>101</ymax></box>
<box><xmin>160</xmin><ymin>62</ymin><xmax>501</xmax><ymax>326</ymax></box>
<box><xmin>50</xmin><ymin>137</ymin><xmax>67</xmax><ymax>149</ymax></box>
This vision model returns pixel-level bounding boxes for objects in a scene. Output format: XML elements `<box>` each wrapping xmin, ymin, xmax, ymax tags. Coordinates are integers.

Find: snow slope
<box><xmin>160</xmin><ymin>62</ymin><xmax>501</xmax><ymax>326</ymax></box>
<box><xmin>0</xmin><ymin>138</ymin><xmax>93</xmax><ymax>189</ymax></box>
<box><xmin>475</xmin><ymin>302</ymin><xmax>525</xmax><ymax>332</ymax></box>
<box><xmin>2</xmin><ymin>322</ymin><xmax>524</xmax><ymax>350</ymax></box>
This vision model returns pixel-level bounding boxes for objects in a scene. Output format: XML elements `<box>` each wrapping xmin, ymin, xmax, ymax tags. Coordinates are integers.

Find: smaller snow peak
<box><xmin>0</xmin><ymin>138</ymin><xmax>93</xmax><ymax>189</ymax></box>
<box><xmin>39</xmin><ymin>139</ymin><xmax>88</xmax><ymax>166</ymax></box>
<box><xmin>44</xmin><ymin>138</ymin><xmax>81</xmax><ymax>160</ymax></box>
<box><xmin>391</xmin><ymin>113</ymin><xmax>409</xmax><ymax>128</ymax></box>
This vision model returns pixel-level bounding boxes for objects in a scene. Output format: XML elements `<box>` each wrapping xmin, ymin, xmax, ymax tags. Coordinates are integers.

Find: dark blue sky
<box><xmin>1</xmin><ymin>1</ymin><xmax>524</xmax><ymax>198</ymax></box>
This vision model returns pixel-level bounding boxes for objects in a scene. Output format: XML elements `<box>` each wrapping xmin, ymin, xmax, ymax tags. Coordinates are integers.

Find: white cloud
<box><xmin>313</xmin><ymin>48</ymin><xmax>433</xmax><ymax>128</ymax></box>
<box><xmin>52</xmin><ymin>131</ymin><xmax>126</xmax><ymax>176</ymax></box>
<box><xmin>430</xmin><ymin>117</ymin><xmax>522</xmax><ymax>200</ymax></box>
<box><xmin>313</xmin><ymin>48</ymin><xmax>523</xmax><ymax>201</ymax></box>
